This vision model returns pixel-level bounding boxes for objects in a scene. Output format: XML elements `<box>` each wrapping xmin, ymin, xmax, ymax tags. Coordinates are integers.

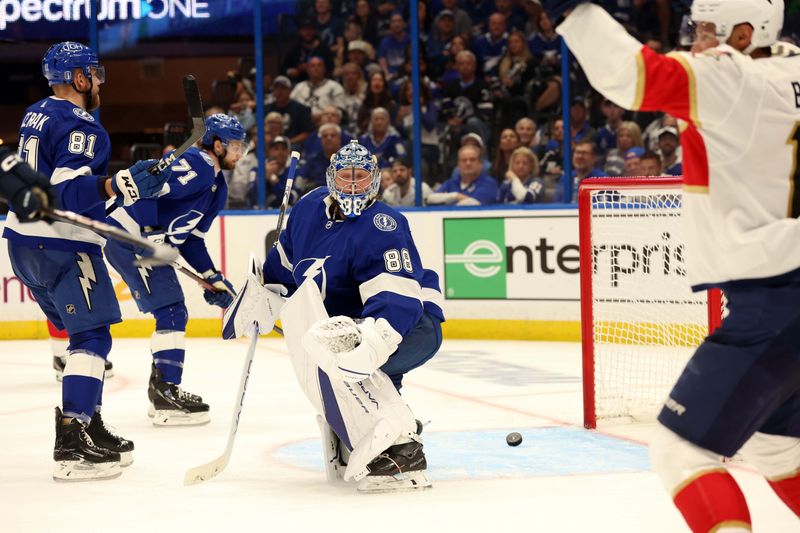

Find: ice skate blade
<box><xmin>119</xmin><ymin>451</ymin><xmax>133</xmax><ymax>467</ymax></box>
<box><xmin>357</xmin><ymin>471</ymin><xmax>432</xmax><ymax>493</ymax></box>
<box><xmin>53</xmin><ymin>459</ymin><xmax>122</xmax><ymax>482</ymax></box>
<box><xmin>148</xmin><ymin>405</ymin><xmax>210</xmax><ymax>426</ymax></box>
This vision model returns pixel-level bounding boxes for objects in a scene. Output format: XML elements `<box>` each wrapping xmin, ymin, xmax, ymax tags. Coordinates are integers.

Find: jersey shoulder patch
<box><xmin>199</xmin><ymin>150</ymin><xmax>215</xmax><ymax>167</ymax></box>
<box><xmin>72</xmin><ymin>108</ymin><xmax>95</xmax><ymax>122</ymax></box>
<box><xmin>373</xmin><ymin>212</ymin><xmax>397</xmax><ymax>232</ymax></box>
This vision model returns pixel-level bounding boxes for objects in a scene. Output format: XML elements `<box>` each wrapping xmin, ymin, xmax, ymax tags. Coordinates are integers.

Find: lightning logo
<box><xmin>298</xmin><ymin>257</ymin><xmax>330</xmax><ymax>300</ymax></box>
<box><xmin>137</xmin><ymin>261</ymin><xmax>153</xmax><ymax>294</ymax></box>
<box><xmin>75</xmin><ymin>253</ymin><xmax>97</xmax><ymax>311</ymax></box>
<box><xmin>167</xmin><ymin>210</ymin><xmax>204</xmax><ymax>245</ymax></box>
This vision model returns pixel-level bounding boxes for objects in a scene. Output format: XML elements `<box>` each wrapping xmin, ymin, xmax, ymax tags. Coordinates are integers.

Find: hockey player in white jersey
<box><xmin>3</xmin><ymin>41</ymin><xmax>173</xmax><ymax>480</ymax></box>
<box><xmin>225</xmin><ymin>140</ymin><xmax>445</xmax><ymax>492</ymax></box>
<box><xmin>541</xmin><ymin>0</ymin><xmax>800</xmax><ymax>529</ymax></box>
<box><xmin>105</xmin><ymin>114</ymin><xmax>244</xmax><ymax>426</ymax></box>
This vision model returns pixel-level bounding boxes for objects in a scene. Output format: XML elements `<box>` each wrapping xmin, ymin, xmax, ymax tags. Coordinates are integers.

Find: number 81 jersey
<box><xmin>4</xmin><ymin>97</ymin><xmax>110</xmax><ymax>251</ymax></box>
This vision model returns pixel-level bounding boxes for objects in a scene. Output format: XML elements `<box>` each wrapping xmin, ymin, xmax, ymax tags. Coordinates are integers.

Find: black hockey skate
<box><xmin>53</xmin><ymin>356</ymin><xmax>114</xmax><ymax>382</ymax></box>
<box><xmin>53</xmin><ymin>407</ymin><xmax>121</xmax><ymax>482</ymax></box>
<box><xmin>147</xmin><ymin>364</ymin><xmax>210</xmax><ymax>426</ymax></box>
<box><xmin>358</xmin><ymin>440</ymin><xmax>432</xmax><ymax>493</ymax></box>
<box><xmin>87</xmin><ymin>411</ymin><xmax>135</xmax><ymax>467</ymax></box>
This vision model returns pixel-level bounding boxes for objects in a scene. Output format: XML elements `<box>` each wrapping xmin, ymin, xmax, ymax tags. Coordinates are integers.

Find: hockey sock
<box><xmin>768</xmin><ymin>471</ymin><xmax>800</xmax><ymax>516</ymax></box>
<box><xmin>673</xmin><ymin>470</ymin><xmax>751</xmax><ymax>533</ymax></box>
<box><xmin>48</xmin><ymin>320</ymin><xmax>69</xmax><ymax>357</ymax></box>
<box><xmin>63</xmin><ymin>327</ymin><xmax>111</xmax><ymax>423</ymax></box>
<box><xmin>152</xmin><ymin>304</ymin><xmax>188</xmax><ymax>384</ymax></box>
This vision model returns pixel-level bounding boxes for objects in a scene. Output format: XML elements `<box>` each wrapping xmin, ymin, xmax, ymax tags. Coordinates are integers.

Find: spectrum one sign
<box><xmin>0</xmin><ymin>0</ymin><xmax>209</xmax><ymax>30</ymax></box>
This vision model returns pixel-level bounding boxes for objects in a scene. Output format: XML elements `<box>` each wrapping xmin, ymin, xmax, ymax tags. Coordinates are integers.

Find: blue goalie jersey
<box><xmin>3</xmin><ymin>97</ymin><xmax>111</xmax><ymax>253</ymax></box>
<box><xmin>108</xmin><ymin>146</ymin><xmax>227</xmax><ymax>274</ymax></box>
<box><xmin>264</xmin><ymin>187</ymin><xmax>445</xmax><ymax>338</ymax></box>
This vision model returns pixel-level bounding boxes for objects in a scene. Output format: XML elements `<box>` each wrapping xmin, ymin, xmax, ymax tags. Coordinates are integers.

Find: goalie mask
<box><xmin>326</xmin><ymin>140</ymin><xmax>380</xmax><ymax>218</ymax></box>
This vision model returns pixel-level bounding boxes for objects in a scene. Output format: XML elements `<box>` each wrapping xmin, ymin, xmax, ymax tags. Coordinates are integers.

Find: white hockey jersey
<box><xmin>559</xmin><ymin>4</ymin><xmax>800</xmax><ymax>290</ymax></box>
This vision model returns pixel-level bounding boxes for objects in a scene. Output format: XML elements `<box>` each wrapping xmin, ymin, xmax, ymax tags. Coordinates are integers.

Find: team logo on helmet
<box><xmin>202</xmin><ymin>113</ymin><xmax>246</xmax><ymax>146</ymax></box>
<box><xmin>72</xmin><ymin>108</ymin><xmax>95</xmax><ymax>122</ymax></box>
<box><xmin>326</xmin><ymin>140</ymin><xmax>380</xmax><ymax>218</ymax></box>
<box><xmin>373</xmin><ymin>213</ymin><xmax>397</xmax><ymax>232</ymax></box>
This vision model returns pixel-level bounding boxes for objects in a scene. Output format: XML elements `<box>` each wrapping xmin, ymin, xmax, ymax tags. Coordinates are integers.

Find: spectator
<box><xmin>440</xmin><ymin>0</ymin><xmax>474</xmax><ymax>38</ymax></box>
<box><xmin>296</xmin><ymin>123</ymin><xmax>344</xmax><ymax>193</ymax></box>
<box><xmin>427</xmin><ymin>10</ymin><xmax>458</xmax><ymax>79</ymax></box>
<box><xmin>357</xmin><ymin>70</ymin><xmax>396</xmax><ymax>135</ymax></box>
<box><xmin>524</xmin><ymin>11</ymin><xmax>563</xmax><ymax>113</ymax></box>
<box><xmin>441</xmin><ymin>50</ymin><xmax>494</xmax><ymax>139</ymax></box>
<box><xmin>623</xmin><ymin>147</ymin><xmax>645</xmax><ymax>177</ymax></box>
<box><xmin>265</xmin><ymin>76</ymin><xmax>314</xmax><ymax>147</ymax></box>
<box><xmin>382</xmin><ymin>157</ymin><xmax>433</xmax><ymax>207</ymax></box>
<box><xmin>643</xmin><ymin>113</ymin><xmax>677</xmax><ymax>151</ymax></box>
<box><xmin>439</xmin><ymin>34</ymin><xmax>469</xmax><ymax>85</ymax></box>
<box><xmin>339</xmin><ymin>62</ymin><xmax>366</xmax><ymax>137</ymax></box>
<box><xmin>522</xmin><ymin>0</ymin><xmax>544</xmax><ymax>35</ymax></box>
<box><xmin>379</xmin><ymin>167</ymin><xmax>395</xmax><ymax>199</ymax></box>
<box><xmin>640</xmin><ymin>150</ymin><xmax>663</xmax><ymax>177</ymax></box>
<box><xmin>540</xmin><ymin>118</ymin><xmax>564</xmax><ymax>177</ymax></box>
<box><xmin>377</xmin><ymin>12</ymin><xmax>410</xmax><ymax>79</ymax></box>
<box><xmin>428</xmin><ymin>144</ymin><xmax>498</xmax><ymax>206</ymax></box>
<box><xmin>594</xmin><ymin>99</ymin><xmax>626</xmax><ymax>160</ymax></box>
<box><xmin>258</xmin><ymin>136</ymin><xmax>299</xmax><ymax>208</ymax></box>
<box><xmin>290</xmin><ymin>56</ymin><xmax>345</xmax><ymax>124</ymax></box>
<box><xmin>657</xmin><ymin>126</ymin><xmax>682</xmax><ymax>176</ymax></box>
<box><xmin>228</xmin><ymin>88</ymin><xmax>256</xmax><ymax>133</ymax></box>
<box><xmin>556</xmin><ymin>140</ymin><xmax>607</xmax><ymax>203</ymax></box>
<box><xmin>395</xmin><ymin>78</ymin><xmax>440</xmax><ymax>186</ymax></box>
<box><xmin>515</xmin><ymin>117</ymin><xmax>541</xmax><ymax>150</ymax></box>
<box><xmin>303</xmin><ymin>105</ymin><xmax>353</xmax><ymax>163</ymax></box>
<box><xmin>496</xmin><ymin>29</ymin><xmax>538</xmax><ymax>129</ymax></box>
<box><xmin>493</xmin><ymin>0</ymin><xmax>526</xmax><ymax>32</ymax></box>
<box><xmin>344</xmin><ymin>39</ymin><xmax>378</xmax><ymax>75</ymax></box>
<box><xmin>264</xmin><ymin>111</ymin><xmax>285</xmax><ymax>146</ymax></box>
<box><xmin>473</xmin><ymin>13</ymin><xmax>509</xmax><ymax>85</ymax></box>
<box><xmin>350</xmin><ymin>0</ymin><xmax>380</xmax><ymax>45</ymax></box>
<box><xmin>528</xmin><ymin>11</ymin><xmax>562</xmax><ymax>60</ymax></box>
<box><xmin>570</xmin><ymin>96</ymin><xmax>595</xmax><ymax>145</ymax></box>
<box><xmin>281</xmin><ymin>18</ymin><xmax>334</xmax><ymax>83</ymax></box>
<box><xmin>333</xmin><ymin>19</ymin><xmax>365</xmax><ymax>78</ymax></box>
<box><xmin>313</xmin><ymin>0</ymin><xmax>345</xmax><ymax>51</ymax></box>
<box><xmin>491</xmin><ymin>128</ymin><xmax>521</xmax><ymax>183</ymax></box>
<box><xmin>498</xmin><ymin>146</ymin><xmax>546</xmax><ymax>204</ymax></box>
<box><xmin>359</xmin><ymin>107</ymin><xmax>406</xmax><ymax>168</ymax></box>
<box><xmin>604</xmin><ymin>120</ymin><xmax>643</xmax><ymax>176</ymax></box>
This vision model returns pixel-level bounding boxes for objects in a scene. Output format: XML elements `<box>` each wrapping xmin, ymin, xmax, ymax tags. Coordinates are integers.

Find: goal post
<box><xmin>578</xmin><ymin>177</ymin><xmax>722</xmax><ymax>429</ymax></box>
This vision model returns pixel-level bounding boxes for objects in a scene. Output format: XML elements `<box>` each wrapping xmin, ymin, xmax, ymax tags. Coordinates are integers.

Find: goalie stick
<box><xmin>183</xmin><ymin>151</ymin><xmax>300</xmax><ymax>486</ymax></box>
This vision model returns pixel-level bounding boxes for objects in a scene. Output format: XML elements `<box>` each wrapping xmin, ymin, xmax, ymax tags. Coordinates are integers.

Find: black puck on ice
<box><xmin>506</xmin><ymin>432</ymin><xmax>522</xmax><ymax>447</ymax></box>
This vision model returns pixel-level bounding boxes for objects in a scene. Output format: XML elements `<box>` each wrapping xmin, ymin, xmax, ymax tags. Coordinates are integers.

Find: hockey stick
<box><xmin>149</xmin><ymin>75</ymin><xmax>205</xmax><ymax>175</ymax></box>
<box><xmin>43</xmin><ymin>208</ymin><xmax>179</xmax><ymax>265</ymax></box>
<box><xmin>183</xmin><ymin>152</ymin><xmax>299</xmax><ymax>486</ymax></box>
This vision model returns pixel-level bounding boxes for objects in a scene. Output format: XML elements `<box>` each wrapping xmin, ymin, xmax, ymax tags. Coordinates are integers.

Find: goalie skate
<box><xmin>357</xmin><ymin>441</ymin><xmax>432</xmax><ymax>493</ymax></box>
<box><xmin>147</xmin><ymin>364</ymin><xmax>210</xmax><ymax>426</ymax></box>
<box><xmin>53</xmin><ymin>408</ymin><xmax>121</xmax><ymax>482</ymax></box>
<box><xmin>53</xmin><ymin>356</ymin><xmax>114</xmax><ymax>382</ymax></box>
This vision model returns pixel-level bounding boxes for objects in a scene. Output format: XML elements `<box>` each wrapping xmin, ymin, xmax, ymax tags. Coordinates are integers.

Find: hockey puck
<box><xmin>506</xmin><ymin>432</ymin><xmax>522</xmax><ymax>447</ymax></box>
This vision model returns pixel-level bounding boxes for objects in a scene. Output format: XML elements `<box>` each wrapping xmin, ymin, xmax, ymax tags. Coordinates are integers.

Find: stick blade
<box><xmin>182</xmin><ymin>75</ymin><xmax>203</xmax><ymax>119</ymax></box>
<box><xmin>183</xmin><ymin>455</ymin><xmax>229</xmax><ymax>486</ymax></box>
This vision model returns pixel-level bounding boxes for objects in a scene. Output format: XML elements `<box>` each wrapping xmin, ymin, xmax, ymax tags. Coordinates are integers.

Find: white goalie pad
<box><xmin>223</xmin><ymin>252</ymin><xmax>284</xmax><ymax>339</ymax></box>
<box><xmin>280</xmin><ymin>280</ymin><xmax>417</xmax><ymax>482</ymax></box>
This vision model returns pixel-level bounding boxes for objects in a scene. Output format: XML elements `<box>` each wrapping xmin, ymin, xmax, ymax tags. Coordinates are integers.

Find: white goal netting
<box><xmin>581</xmin><ymin>183</ymin><xmax>719</xmax><ymax>426</ymax></box>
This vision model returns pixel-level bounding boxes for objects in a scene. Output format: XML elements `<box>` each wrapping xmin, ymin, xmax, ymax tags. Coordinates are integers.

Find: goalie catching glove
<box><xmin>303</xmin><ymin>316</ymin><xmax>402</xmax><ymax>383</ymax></box>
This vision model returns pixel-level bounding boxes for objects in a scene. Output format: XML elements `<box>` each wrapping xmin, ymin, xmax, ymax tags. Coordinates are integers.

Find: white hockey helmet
<box><xmin>691</xmin><ymin>0</ymin><xmax>784</xmax><ymax>52</ymax></box>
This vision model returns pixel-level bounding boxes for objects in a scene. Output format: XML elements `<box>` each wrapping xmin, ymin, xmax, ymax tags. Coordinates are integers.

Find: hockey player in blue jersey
<box><xmin>105</xmin><ymin>113</ymin><xmax>244</xmax><ymax>426</ymax></box>
<box><xmin>3</xmin><ymin>42</ymin><xmax>173</xmax><ymax>481</ymax></box>
<box><xmin>252</xmin><ymin>140</ymin><xmax>445</xmax><ymax>491</ymax></box>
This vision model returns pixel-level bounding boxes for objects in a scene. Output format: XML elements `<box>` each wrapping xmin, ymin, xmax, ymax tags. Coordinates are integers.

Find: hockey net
<box><xmin>578</xmin><ymin>177</ymin><xmax>722</xmax><ymax>429</ymax></box>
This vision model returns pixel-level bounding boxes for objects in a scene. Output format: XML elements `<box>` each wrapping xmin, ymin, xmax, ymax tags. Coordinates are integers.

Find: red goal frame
<box><xmin>578</xmin><ymin>177</ymin><xmax>722</xmax><ymax>429</ymax></box>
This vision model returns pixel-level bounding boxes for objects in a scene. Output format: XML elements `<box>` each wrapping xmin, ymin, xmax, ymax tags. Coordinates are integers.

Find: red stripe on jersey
<box><xmin>768</xmin><ymin>473</ymin><xmax>800</xmax><ymax>516</ymax></box>
<box><xmin>673</xmin><ymin>471</ymin><xmax>751</xmax><ymax>533</ymax></box>
<box><xmin>638</xmin><ymin>46</ymin><xmax>692</xmax><ymax>124</ymax></box>
<box><xmin>47</xmin><ymin>320</ymin><xmax>68</xmax><ymax>339</ymax></box>
<box><xmin>680</xmin><ymin>124</ymin><xmax>710</xmax><ymax>190</ymax></box>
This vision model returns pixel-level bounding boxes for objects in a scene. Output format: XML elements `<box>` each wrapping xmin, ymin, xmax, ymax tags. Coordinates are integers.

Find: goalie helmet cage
<box><xmin>578</xmin><ymin>177</ymin><xmax>723</xmax><ymax>429</ymax></box>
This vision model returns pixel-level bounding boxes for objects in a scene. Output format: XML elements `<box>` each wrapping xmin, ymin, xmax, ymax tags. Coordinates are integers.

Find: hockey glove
<box><xmin>202</xmin><ymin>270</ymin><xmax>236</xmax><ymax>308</ymax></box>
<box><xmin>540</xmin><ymin>0</ymin><xmax>591</xmax><ymax>23</ymax></box>
<box><xmin>1</xmin><ymin>148</ymin><xmax>57</xmax><ymax>222</ymax></box>
<box><xmin>222</xmin><ymin>279</ymin><xmax>284</xmax><ymax>339</ymax></box>
<box><xmin>111</xmin><ymin>159</ymin><xmax>171</xmax><ymax>207</ymax></box>
<box><xmin>304</xmin><ymin>316</ymin><xmax>402</xmax><ymax>383</ymax></box>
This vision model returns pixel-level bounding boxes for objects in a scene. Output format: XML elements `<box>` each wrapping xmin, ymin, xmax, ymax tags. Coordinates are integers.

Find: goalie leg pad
<box><xmin>317</xmin><ymin>414</ymin><xmax>348</xmax><ymax>482</ymax></box>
